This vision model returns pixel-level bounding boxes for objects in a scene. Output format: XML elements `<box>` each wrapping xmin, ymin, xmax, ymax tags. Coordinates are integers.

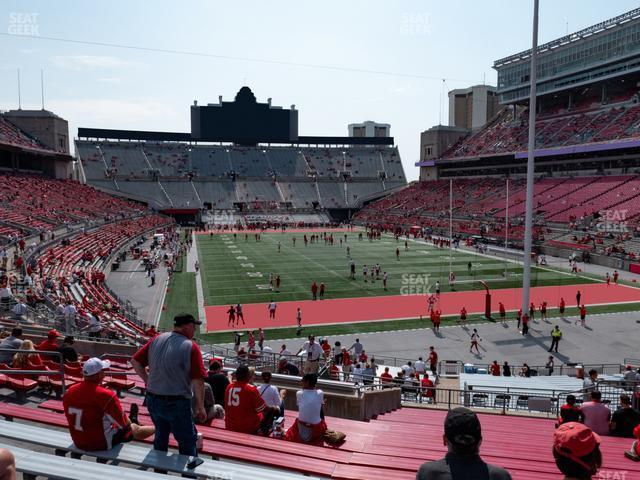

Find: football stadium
<box><xmin>2</xmin><ymin>2</ymin><xmax>640</xmax><ymax>479</ymax></box>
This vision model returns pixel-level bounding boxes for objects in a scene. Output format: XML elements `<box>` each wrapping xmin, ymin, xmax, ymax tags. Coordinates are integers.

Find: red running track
<box><xmin>195</xmin><ymin>228</ymin><xmax>355</xmax><ymax>235</ymax></box>
<box><xmin>205</xmin><ymin>282</ymin><xmax>640</xmax><ymax>332</ymax></box>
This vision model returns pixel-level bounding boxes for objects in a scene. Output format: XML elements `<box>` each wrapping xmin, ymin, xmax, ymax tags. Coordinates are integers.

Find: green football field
<box><xmin>195</xmin><ymin>231</ymin><xmax>597</xmax><ymax>306</ymax></box>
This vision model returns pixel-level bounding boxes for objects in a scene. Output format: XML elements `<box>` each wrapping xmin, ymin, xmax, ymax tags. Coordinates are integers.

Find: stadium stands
<box><xmin>76</xmin><ymin>141</ymin><xmax>407</xmax><ymax>211</ymax></box>
<box><xmin>442</xmin><ymin>96</ymin><xmax>640</xmax><ymax>160</ymax></box>
<box><xmin>0</xmin><ymin>173</ymin><xmax>147</xmax><ymax>243</ymax></box>
<box><xmin>0</xmin><ymin>117</ymin><xmax>50</xmax><ymax>152</ymax></box>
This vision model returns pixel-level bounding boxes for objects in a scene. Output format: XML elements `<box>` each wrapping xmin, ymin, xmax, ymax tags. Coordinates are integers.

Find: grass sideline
<box><xmin>159</xmin><ymin>255</ymin><xmax>198</xmax><ymax>329</ymax></box>
<box><xmin>196</xmin><ymin>301</ymin><xmax>640</xmax><ymax>344</ymax></box>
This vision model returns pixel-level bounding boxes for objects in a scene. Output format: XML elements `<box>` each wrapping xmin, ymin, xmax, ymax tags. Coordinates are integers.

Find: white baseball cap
<box><xmin>83</xmin><ymin>358</ymin><xmax>111</xmax><ymax>376</ymax></box>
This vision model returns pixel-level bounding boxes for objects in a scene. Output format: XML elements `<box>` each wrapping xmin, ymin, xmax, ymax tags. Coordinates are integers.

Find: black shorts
<box><xmin>110</xmin><ymin>424</ymin><xmax>133</xmax><ymax>448</ymax></box>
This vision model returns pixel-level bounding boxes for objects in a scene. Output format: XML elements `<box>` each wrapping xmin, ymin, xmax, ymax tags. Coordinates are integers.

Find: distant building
<box><xmin>348</xmin><ymin>121</ymin><xmax>391</xmax><ymax>138</ymax></box>
<box><xmin>418</xmin><ymin>125</ymin><xmax>468</xmax><ymax>181</ymax></box>
<box><xmin>448</xmin><ymin>85</ymin><xmax>499</xmax><ymax>130</ymax></box>
<box><xmin>3</xmin><ymin>109</ymin><xmax>69</xmax><ymax>154</ymax></box>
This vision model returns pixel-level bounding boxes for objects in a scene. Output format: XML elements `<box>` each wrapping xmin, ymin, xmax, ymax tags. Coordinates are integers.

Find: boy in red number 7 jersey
<box><xmin>63</xmin><ymin>358</ymin><xmax>154</xmax><ymax>450</ymax></box>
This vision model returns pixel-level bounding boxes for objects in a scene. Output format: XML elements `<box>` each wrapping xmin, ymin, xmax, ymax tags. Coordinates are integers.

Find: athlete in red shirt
<box><xmin>63</xmin><ymin>358</ymin><xmax>154</xmax><ymax>451</ymax></box>
<box><xmin>498</xmin><ymin>302</ymin><xmax>506</xmax><ymax>324</ymax></box>
<box><xmin>490</xmin><ymin>361</ymin><xmax>501</xmax><ymax>376</ymax></box>
<box><xmin>224</xmin><ymin>365</ymin><xmax>280</xmax><ymax>435</ymax></box>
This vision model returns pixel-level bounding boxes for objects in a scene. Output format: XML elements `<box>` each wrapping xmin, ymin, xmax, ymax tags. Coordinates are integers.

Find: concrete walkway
<box><xmin>106</xmin><ymin>239</ymin><xmax>168</xmax><ymax>327</ymax></box>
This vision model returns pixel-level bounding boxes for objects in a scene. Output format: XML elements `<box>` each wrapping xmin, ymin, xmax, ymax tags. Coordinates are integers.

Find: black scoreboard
<box><xmin>190</xmin><ymin>87</ymin><xmax>298</xmax><ymax>145</ymax></box>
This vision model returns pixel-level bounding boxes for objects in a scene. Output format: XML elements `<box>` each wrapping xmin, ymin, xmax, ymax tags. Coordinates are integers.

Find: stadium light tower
<box><xmin>522</xmin><ymin>0</ymin><xmax>539</xmax><ymax>317</ymax></box>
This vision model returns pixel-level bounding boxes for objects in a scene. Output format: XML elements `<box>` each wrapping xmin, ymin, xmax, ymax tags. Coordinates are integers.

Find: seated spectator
<box><xmin>36</xmin><ymin>330</ymin><xmax>61</xmax><ymax>352</ymax></box>
<box><xmin>362</xmin><ymin>363</ymin><xmax>375</xmax><ymax>385</ymax></box>
<box><xmin>62</xmin><ymin>358</ymin><xmax>155</xmax><ymax>450</ymax></box>
<box><xmin>258</xmin><ymin>371</ymin><xmax>285</xmax><ymax>417</ymax></box>
<box><xmin>194</xmin><ymin>382</ymin><xmax>224</xmax><ymax>426</ymax></box>
<box><xmin>393</xmin><ymin>370</ymin><xmax>405</xmax><ymax>388</ymax></box>
<box><xmin>609</xmin><ymin>394</ymin><xmax>640</xmax><ymax>438</ymax></box>
<box><xmin>380</xmin><ymin>366</ymin><xmax>393</xmax><ymax>384</ymax></box>
<box><xmin>421</xmin><ymin>373</ymin><xmax>436</xmax><ymax>403</ymax></box>
<box><xmin>416</xmin><ymin>407</ymin><xmax>512</xmax><ymax>479</ymax></box>
<box><xmin>12</xmin><ymin>340</ymin><xmax>42</xmax><ymax>370</ymax></box>
<box><xmin>581</xmin><ymin>391</ymin><xmax>611</xmax><ymax>436</ymax></box>
<box><xmin>358</xmin><ymin>350</ymin><xmax>368</xmax><ymax>364</ymax></box>
<box><xmin>351</xmin><ymin>363</ymin><xmax>363</xmax><ymax>384</ymax></box>
<box><xmin>626</xmin><ymin>424</ymin><xmax>640</xmax><ymax>461</ymax></box>
<box><xmin>401</xmin><ymin>361</ymin><xmax>414</xmax><ymax>376</ymax></box>
<box><xmin>553</xmin><ymin>422</ymin><xmax>602</xmax><ymax>479</ymax></box>
<box><xmin>329</xmin><ymin>362</ymin><xmax>340</xmax><ymax>380</ymax></box>
<box><xmin>285</xmin><ymin>373</ymin><xmax>328</xmax><ymax>446</ymax></box>
<box><xmin>224</xmin><ymin>365</ymin><xmax>280</xmax><ymax>435</ymax></box>
<box><xmin>277</xmin><ymin>357</ymin><xmax>300</xmax><ymax>376</ymax></box>
<box><xmin>0</xmin><ymin>447</ymin><xmax>15</xmax><ymax>480</ymax></box>
<box><xmin>279</xmin><ymin>344</ymin><xmax>292</xmax><ymax>357</ymax></box>
<box><xmin>57</xmin><ymin>336</ymin><xmax>78</xmax><ymax>363</ymax></box>
<box><xmin>236</xmin><ymin>347</ymin><xmax>247</xmax><ymax>361</ymax></box>
<box><xmin>558</xmin><ymin>395</ymin><xmax>584</xmax><ymax>426</ymax></box>
<box><xmin>519</xmin><ymin>364</ymin><xmax>531</xmax><ymax>378</ymax></box>
<box><xmin>206</xmin><ymin>361</ymin><xmax>229</xmax><ymax>406</ymax></box>
<box><xmin>0</xmin><ymin>328</ymin><xmax>23</xmax><ymax>365</ymax></box>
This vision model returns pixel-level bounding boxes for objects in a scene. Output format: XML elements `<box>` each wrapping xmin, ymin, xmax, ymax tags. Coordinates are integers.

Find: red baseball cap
<box><xmin>553</xmin><ymin>422</ymin><xmax>600</xmax><ymax>469</ymax></box>
<box><xmin>47</xmin><ymin>329</ymin><xmax>61</xmax><ymax>338</ymax></box>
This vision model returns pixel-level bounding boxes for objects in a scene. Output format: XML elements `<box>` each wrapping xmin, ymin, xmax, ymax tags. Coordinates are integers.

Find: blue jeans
<box><xmin>146</xmin><ymin>394</ymin><xmax>197</xmax><ymax>456</ymax></box>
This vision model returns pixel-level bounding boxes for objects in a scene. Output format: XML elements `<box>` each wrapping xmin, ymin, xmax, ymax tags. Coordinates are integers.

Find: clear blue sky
<box><xmin>1</xmin><ymin>1</ymin><xmax>637</xmax><ymax>180</ymax></box>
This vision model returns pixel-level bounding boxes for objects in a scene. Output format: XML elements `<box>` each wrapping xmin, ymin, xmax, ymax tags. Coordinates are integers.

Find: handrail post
<box><xmin>59</xmin><ymin>351</ymin><xmax>66</xmax><ymax>396</ymax></box>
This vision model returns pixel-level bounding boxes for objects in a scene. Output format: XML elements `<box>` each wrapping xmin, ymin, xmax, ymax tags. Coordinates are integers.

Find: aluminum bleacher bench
<box><xmin>0</xmin><ymin>419</ymin><xmax>323</xmax><ymax>480</ymax></box>
<box><xmin>0</xmin><ymin>442</ymin><xmax>169</xmax><ymax>480</ymax></box>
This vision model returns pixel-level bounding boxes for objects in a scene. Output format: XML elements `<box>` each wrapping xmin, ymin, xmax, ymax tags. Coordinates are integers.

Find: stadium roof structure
<box><xmin>493</xmin><ymin>8</ymin><xmax>640</xmax><ymax>103</ymax></box>
<box><xmin>78</xmin><ymin>86</ymin><xmax>395</xmax><ymax>146</ymax></box>
<box><xmin>493</xmin><ymin>7</ymin><xmax>640</xmax><ymax>68</ymax></box>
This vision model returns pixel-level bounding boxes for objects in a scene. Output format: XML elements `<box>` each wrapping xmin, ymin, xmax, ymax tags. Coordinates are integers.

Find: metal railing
<box><xmin>0</xmin><ymin>347</ymin><xmax>67</xmax><ymax>395</ymax></box>
<box><xmin>200</xmin><ymin>343</ymin><xmax>306</xmax><ymax>373</ymax></box>
<box><xmin>443</xmin><ymin>361</ymin><xmax>625</xmax><ymax>377</ymax></box>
